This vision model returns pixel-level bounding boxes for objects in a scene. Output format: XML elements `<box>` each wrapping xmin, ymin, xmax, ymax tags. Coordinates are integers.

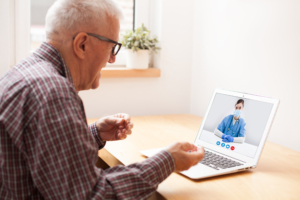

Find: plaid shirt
<box><xmin>0</xmin><ymin>42</ymin><xmax>175</xmax><ymax>200</ymax></box>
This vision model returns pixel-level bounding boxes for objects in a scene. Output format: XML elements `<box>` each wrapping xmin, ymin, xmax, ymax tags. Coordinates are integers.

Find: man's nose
<box><xmin>108</xmin><ymin>54</ymin><xmax>116</xmax><ymax>64</ymax></box>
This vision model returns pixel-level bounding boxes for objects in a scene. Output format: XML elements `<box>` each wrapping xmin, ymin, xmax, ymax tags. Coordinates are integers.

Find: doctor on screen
<box><xmin>214</xmin><ymin>99</ymin><xmax>246</xmax><ymax>143</ymax></box>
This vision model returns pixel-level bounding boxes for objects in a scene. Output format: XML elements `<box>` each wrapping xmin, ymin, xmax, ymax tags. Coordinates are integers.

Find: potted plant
<box><xmin>120</xmin><ymin>24</ymin><xmax>160</xmax><ymax>69</ymax></box>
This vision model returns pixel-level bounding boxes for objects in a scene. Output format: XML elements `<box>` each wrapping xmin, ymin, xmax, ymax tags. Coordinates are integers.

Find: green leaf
<box><xmin>119</xmin><ymin>24</ymin><xmax>161</xmax><ymax>52</ymax></box>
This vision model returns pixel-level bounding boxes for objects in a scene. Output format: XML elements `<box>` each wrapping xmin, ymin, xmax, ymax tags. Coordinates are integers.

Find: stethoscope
<box><xmin>225</xmin><ymin>115</ymin><xmax>240</xmax><ymax>135</ymax></box>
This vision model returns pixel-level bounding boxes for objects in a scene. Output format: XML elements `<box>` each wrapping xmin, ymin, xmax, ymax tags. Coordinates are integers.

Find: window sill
<box><xmin>101</xmin><ymin>67</ymin><xmax>161</xmax><ymax>78</ymax></box>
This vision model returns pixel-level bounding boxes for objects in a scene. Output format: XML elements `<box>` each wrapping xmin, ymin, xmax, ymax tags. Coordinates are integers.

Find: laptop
<box><xmin>140</xmin><ymin>89</ymin><xmax>280</xmax><ymax>179</ymax></box>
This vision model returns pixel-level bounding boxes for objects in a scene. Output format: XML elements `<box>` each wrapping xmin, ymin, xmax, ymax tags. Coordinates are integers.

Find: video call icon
<box><xmin>226</xmin><ymin>144</ymin><xmax>230</xmax><ymax>149</ymax></box>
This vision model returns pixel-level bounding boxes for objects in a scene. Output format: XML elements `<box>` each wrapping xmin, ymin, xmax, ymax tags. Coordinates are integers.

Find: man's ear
<box><xmin>73</xmin><ymin>32</ymin><xmax>89</xmax><ymax>59</ymax></box>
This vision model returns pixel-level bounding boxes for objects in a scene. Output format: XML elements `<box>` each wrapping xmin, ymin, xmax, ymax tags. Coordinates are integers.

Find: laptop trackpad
<box><xmin>140</xmin><ymin>147</ymin><xmax>165</xmax><ymax>157</ymax></box>
<box><xmin>180</xmin><ymin>163</ymin><xmax>218</xmax><ymax>179</ymax></box>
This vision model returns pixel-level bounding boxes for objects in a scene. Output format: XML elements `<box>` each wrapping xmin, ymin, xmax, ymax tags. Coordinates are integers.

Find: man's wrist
<box><xmin>89</xmin><ymin>122</ymin><xmax>106</xmax><ymax>149</ymax></box>
<box><xmin>142</xmin><ymin>150</ymin><xmax>175</xmax><ymax>184</ymax></box>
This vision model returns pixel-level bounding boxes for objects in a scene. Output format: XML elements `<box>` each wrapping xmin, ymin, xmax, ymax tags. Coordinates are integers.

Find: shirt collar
<box><xmin>233</xmin><ymin>115</ymin><xmax>240</xmax><ymax>121</ymax></box>
<box><xmin>33</xmin><ymin>42</ymin><xmax>74</xmax><ymax>88</ymax></box>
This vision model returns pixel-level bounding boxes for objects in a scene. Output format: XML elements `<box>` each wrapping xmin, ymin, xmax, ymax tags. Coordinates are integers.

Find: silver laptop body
<box><xmin>141</xmin><ymin>89</ymin><xmax>280</xmax><ymax>179</ymax></box>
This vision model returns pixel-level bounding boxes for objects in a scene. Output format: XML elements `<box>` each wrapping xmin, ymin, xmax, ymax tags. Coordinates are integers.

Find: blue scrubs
<box><xmin>217</xmin><ymin>115</ymin><xmax>246</xmax><ymax>138</ymax></box>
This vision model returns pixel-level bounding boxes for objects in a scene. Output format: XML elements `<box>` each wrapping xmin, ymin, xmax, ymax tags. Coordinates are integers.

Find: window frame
<box><xmin>9</xmin><ymin>0</ymin><xmax>31</xmax><ymax>67</ymax></box>
<box><xmin>0</xmin><ymin>0</ymin><xmax>11</xmax><ymax>75</ymax></box>
<box><xmin>11</xmin><ymin>0</ymin><xmax>151</xmax><ymax>67</ymax></box>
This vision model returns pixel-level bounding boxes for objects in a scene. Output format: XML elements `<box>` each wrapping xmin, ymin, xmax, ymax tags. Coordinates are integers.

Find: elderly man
<box><xmin>0</xmin><ymin>0</ymin><xmax>204</xmax><ymax>199</ymax></box>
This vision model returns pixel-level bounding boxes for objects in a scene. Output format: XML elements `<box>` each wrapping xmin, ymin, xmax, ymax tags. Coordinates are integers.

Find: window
<box><xmin>30</xmin><ymin>0</ymin><xmax>136</xmax><ymax>67</ymax></box>
<box><xmin>10</xmin><ymin>0</ymin><xmax>151</xmax><ymax>67</ymax></box>
<box><xmin>30</xmin><ymin>0</ymin><xmax>135</xmax><ymax>52</ymax></box>
<box><xmin>30</xmin><ymin>0</ymin><xmax>55</xmax><ymax>50</ymax></box>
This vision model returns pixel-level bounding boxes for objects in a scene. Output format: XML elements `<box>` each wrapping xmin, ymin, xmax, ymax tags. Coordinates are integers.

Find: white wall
<box><xmin>79</xmin><ymin>0</ymin><xmax>195</xmax><ymax>118</ymax></box>
<box><xmin>0</xmin><ymin>0</ymin><xmax>10</xmax><ymax>76</ymax></box>
<box><xmin>191</xmin><ymin>0</ymin><xmax>300</xmax><ymax>152</ymax></box>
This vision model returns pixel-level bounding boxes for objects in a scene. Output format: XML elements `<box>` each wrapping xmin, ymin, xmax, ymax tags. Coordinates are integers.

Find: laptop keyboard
<box><xmin>199</xmin><ymin>150</ymin><xmax>243</xmax><ymax>170</ymax></box>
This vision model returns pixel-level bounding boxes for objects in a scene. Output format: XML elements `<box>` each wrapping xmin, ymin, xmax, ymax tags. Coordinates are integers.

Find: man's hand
<box><xmin>165</xmin><ymin>142</ymin><xmax>205</xmax><ymax>172</ymax></box>
<box><xmin>95</xmin><ymin>113</ymin><xmax>134</xmax><ymax>141</ymax></box>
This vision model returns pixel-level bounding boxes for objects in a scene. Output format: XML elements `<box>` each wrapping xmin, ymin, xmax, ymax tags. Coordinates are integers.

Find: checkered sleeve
<box><xmin>99</xmin><ymin>150</ymin><xmax>176</xmax><ymax>200</ymax></box>
<box><xmin>29</xmin><ymin>95</ymin><xmax>175</xmax><ymax>200</ymax></box>
<box><xmin>89</xmin><ymin>122</ymin><xmax>106</xmax><ymax>149</ymax></box>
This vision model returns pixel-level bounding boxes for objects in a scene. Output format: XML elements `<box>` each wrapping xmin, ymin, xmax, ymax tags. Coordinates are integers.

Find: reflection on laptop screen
<box><xmin>198</xmin><ymin>93</ymin><xmax>273</xmax><ymax>158</ymax></box>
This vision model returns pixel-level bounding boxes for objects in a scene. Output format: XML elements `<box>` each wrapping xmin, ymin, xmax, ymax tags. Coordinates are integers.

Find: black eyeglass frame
<box><xmin>83</xmin><ymin>33</ymin><xmax>122</xmax><ymax>56</ymax></box>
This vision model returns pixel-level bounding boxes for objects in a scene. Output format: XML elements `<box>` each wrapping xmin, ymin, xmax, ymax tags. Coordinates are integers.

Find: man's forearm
<box><xmin>93</xmin><ymin>150</ymin><xmax>175</xmax><ymax>199</ymax></box>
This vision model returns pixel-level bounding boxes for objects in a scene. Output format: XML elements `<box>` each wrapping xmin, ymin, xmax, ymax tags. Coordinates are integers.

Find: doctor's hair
<box><xmin>236</xmin><ymin>99</ymin><xmax>244</xmax><ymax>107</ymax></box>
<box><xmin>45</xmin><ymin>0</ymin><xmax>124</xmax><ymax>38</ymax></box>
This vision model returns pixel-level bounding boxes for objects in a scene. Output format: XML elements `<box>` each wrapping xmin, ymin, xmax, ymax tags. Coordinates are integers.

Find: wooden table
<box><xmin>88</xmin><ymin>114</ymin><xmax>300</xmax><ymax>200</ymax></box>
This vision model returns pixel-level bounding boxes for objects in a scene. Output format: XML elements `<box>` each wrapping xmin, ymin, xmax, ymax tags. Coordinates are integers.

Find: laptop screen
<box><xmin>198</xmin><ymin>93</ymin><xmax>273</xmax><ymax>158</ymax></box>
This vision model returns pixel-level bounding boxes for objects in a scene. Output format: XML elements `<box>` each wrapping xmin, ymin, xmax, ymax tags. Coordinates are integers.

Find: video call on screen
<box><xmin>199</xmin><ymin>94</ymin><xmax>273</xmax><ymax>158</ymax></box>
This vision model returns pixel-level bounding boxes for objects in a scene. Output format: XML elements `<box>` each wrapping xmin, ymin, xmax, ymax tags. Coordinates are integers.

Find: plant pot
<box><xmin>125</xmin><ymin>49</ymin><xmax>149</xmax><ymax>69</ymax></box>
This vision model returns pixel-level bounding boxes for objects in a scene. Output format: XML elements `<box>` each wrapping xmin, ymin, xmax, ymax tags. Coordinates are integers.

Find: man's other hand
<box><xmin>165</xmin><ymin>142</ymin><xmax>205</xmax><ymax>172</ymax></box>
<box><xmin>96</xmin><ymin>113</ymin><xmax>133</xmax><ymax>141</ymax></box>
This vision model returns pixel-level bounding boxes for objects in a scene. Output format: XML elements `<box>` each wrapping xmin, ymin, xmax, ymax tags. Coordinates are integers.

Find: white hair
<box><xmin>45</xmin><ymin>0</ymin><xmax>124</xmax><ymax>38</ymax></box>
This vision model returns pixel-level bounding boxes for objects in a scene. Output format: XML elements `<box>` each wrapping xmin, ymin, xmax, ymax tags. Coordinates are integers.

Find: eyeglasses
<box><xmin>87</xmin><ymin>33</ymin><xmax>122</xmax><ymax>56</ymax></box>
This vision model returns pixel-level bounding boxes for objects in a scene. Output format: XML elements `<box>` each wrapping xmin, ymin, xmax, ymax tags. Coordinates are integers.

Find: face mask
<box><xmin>234</xmin><ymin>110</ymin><xmax>241</xmax><ymax>117</ymax></box>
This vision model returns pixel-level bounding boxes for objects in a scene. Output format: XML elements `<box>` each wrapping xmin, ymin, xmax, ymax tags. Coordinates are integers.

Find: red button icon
<box><xmin>231</xmin><ymin>146</ymin><xmax>235</xmax><ymax>150</ymax></box>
